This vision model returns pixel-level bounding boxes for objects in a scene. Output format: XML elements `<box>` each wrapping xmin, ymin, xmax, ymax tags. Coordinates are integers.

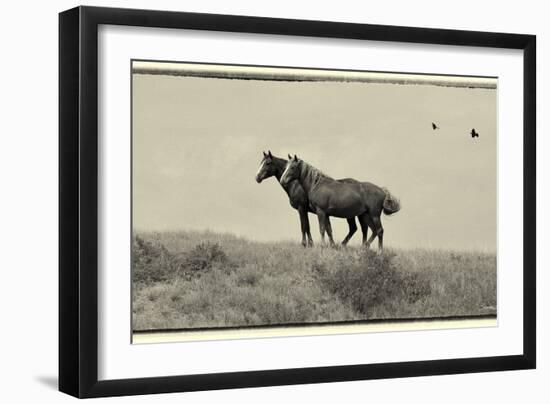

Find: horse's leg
<box><xmin>371</xmin><ymin>215</ymin><xmax>384</xmax><ymax>253</ymax></box>
<box><xmin>298</xmin><ymin>207</ymin><xmax>308</xmax><ymax>247</ymax></box>
<box><xmin>358</xmin><ymin>213</ymin><xmax>369</xmax><ymax>245</ymax></box>
<box><xmin>325</xmin><ymin>216</ymin><xmax>336</xmax><ymax>247</ymax></box>
<box><xmin>305</xmin><ymin>214</ymin><xmax>314</xmax><ymax>247</ymax></box>
<box><xmin>316</xmin><ymin>210</ymin><xmax>327</xmax><ymax>247</ymax></box>
<box><xmin>341</xmin><ymin>217</ymin><xmax>357</xmax><ymax>246</ymax></box>
<box><xmin>361</xmin><ymin>214</ymin><xmax>378</xmax><ymax>249</ymax></box>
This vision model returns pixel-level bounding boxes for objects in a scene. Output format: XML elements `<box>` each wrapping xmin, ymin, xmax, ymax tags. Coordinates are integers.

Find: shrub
<box><xmin>133</xmin><ymin>236</ymin><xmax>235</xmax><ymax>287</ymax></box>
<box><xmin>318</xmin><ymin>250</ymin><xmax>431</xmax><ymax>317</ymax></box>
<box><xmin>182</xmin><ymin>242</ymin><xmax>232</xmax><ymax>274</ymax></box>
<box><xmin>133</xmin><ymin>235</ymin><xmax>176</xmax><ymax>284</ymax></box>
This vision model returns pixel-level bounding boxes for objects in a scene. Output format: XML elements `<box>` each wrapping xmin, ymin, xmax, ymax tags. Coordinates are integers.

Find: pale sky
<box><xmin>132</xmin><ymin>63</ymin><xmax>497</xmax><ymax>251</ymax></box>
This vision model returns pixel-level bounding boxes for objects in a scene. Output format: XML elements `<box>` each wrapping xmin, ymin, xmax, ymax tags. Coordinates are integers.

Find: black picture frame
<box><xmin>59</xmin><ymin>5</ymin><xmax>536</xmax><ymax>398</ymax></box>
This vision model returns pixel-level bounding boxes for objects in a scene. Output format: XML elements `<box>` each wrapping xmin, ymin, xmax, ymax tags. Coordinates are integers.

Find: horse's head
<box><xmin>280</xmin><ymin>154</ymin><xmax>301</xmax><ymax>186</ymax></box>
<box><xmin>255</xmin><ymin>151</ymin><xmax>277</xmax><ymax>183</ymax></box>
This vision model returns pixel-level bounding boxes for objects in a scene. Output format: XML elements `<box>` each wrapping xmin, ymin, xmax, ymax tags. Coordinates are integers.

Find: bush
<box><xmin>133</xmin><ymin>235</ymin><xmax>176</xmax><ymax>284</ymax></box>
<box><xmin>183</xmin><ymin>242</ymin><xmax>231</xmax><ymax>273</ymax></box>
<box><xmin>133</xmin><ymin>236</ymin><xmax>235</xmax><ymax>287</ymax></box>
<box><xmin>318</xmin><ymin>250</ymin><xmax>431</xmax><ymax>317</ymax></box>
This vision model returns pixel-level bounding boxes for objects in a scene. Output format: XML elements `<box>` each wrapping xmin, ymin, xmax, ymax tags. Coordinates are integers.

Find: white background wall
<box><xmin>0</xmin><ymin>1</ymin><xmax>546</xmax><ymax>402</ymax></box>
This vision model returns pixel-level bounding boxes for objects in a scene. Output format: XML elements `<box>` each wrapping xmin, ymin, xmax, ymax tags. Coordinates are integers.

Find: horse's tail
<box><xmin>382</xmin><ymin>188</ymin><xmax>401</xmax><ymax>215</ymax></box>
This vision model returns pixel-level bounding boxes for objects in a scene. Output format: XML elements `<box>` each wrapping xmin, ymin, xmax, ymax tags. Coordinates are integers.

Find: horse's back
<box><xmin>338</xmin><ymin>178</ymin><xmax>384</xmax><ymax>196</ymax></box>
<box><xmin>337</xmin><ymin>177</ymin><xmax>360</xmax><ymax>184</ymax></box>
<box><xmin>360</xmin><ymin>181</ymin><xmax>386</xmax><ymax>197</ymax></box>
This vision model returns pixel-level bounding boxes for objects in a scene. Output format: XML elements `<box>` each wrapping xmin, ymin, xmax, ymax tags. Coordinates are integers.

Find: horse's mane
<box><xmin>301</xmin><ymin>161</ymin><xmax>333</xmax><ymax>190</ymax></box>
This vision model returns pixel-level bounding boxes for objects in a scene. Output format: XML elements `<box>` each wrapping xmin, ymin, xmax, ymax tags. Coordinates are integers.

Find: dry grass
<box><xmin>132</xmin><ymin>231</ymin><xmax>496</xmax><ymax>331</ymax></box>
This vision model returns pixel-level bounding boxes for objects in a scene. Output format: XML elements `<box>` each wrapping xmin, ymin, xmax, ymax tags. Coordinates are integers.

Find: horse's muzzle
<box><xmin>255</xmin><ymin>175</ymin><xmax>262</xmax><ymax>183</ymax></box>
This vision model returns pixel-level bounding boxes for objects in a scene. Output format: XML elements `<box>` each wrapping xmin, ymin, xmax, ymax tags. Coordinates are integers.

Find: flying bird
<box><xmin>470</xmin><ymin>128</ymin><xmax>479</xmax><ymax>138</ymax></box>
<box><xmin>432</xmin><ymin>122</ymin><xmax>439</xmax><ymax>130</ymax></box>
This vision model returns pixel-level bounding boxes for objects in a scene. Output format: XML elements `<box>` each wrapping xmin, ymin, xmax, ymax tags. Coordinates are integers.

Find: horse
<box><xmin>280</xmin><ymin>154</ymin><xmax>400</xmax><ymax>252</ymax></box>
<box><xmin>255</xmin><ymin>151</ymin><xmax>364</xmax><ymax>247</ymax></box>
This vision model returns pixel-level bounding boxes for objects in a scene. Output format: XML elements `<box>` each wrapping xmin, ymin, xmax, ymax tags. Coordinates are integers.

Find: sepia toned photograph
<box><xmin>131</xmin><ymin>60</ymin><xmax>497</xmax><ymax>342</ymax></box>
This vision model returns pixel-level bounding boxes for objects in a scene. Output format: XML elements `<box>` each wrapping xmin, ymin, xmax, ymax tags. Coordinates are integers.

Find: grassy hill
<box><xmin>132</xmin><ymin>231</ymin><xmax>496</xmax><ymax>331</ymax></box>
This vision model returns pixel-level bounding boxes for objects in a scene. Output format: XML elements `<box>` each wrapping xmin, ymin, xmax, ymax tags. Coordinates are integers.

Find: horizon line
<box><xmin>132</xmin><ymin>228</ymin><xmax>497</xmax><ymax>254</ymax></box>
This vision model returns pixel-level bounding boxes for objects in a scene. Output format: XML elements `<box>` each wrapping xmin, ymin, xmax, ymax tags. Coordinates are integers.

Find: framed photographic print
<box><xmin>59</xmin><ymin>6</ymin><xmax>536</xmax><ymax>398</ymax></box>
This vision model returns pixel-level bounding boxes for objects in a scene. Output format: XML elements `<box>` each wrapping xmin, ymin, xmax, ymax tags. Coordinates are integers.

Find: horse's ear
<box><xmin>263</xmin><ymin>151</ymin><xmax>267</xmax><ymax>157</ymax></box>
<box><xmin>293</xmin><ymin>154</ymin><xmax>298</xmax><ymax>161</ymax></box>
<box><xmin>268</xmin><ymin>150</ymin><xmax>273</xmax><ymax>158</ymax></box>
<box><xmin>288</xmin><ymin>154</ymin><xmax>292</xmax><ymax>160</ymax></box>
